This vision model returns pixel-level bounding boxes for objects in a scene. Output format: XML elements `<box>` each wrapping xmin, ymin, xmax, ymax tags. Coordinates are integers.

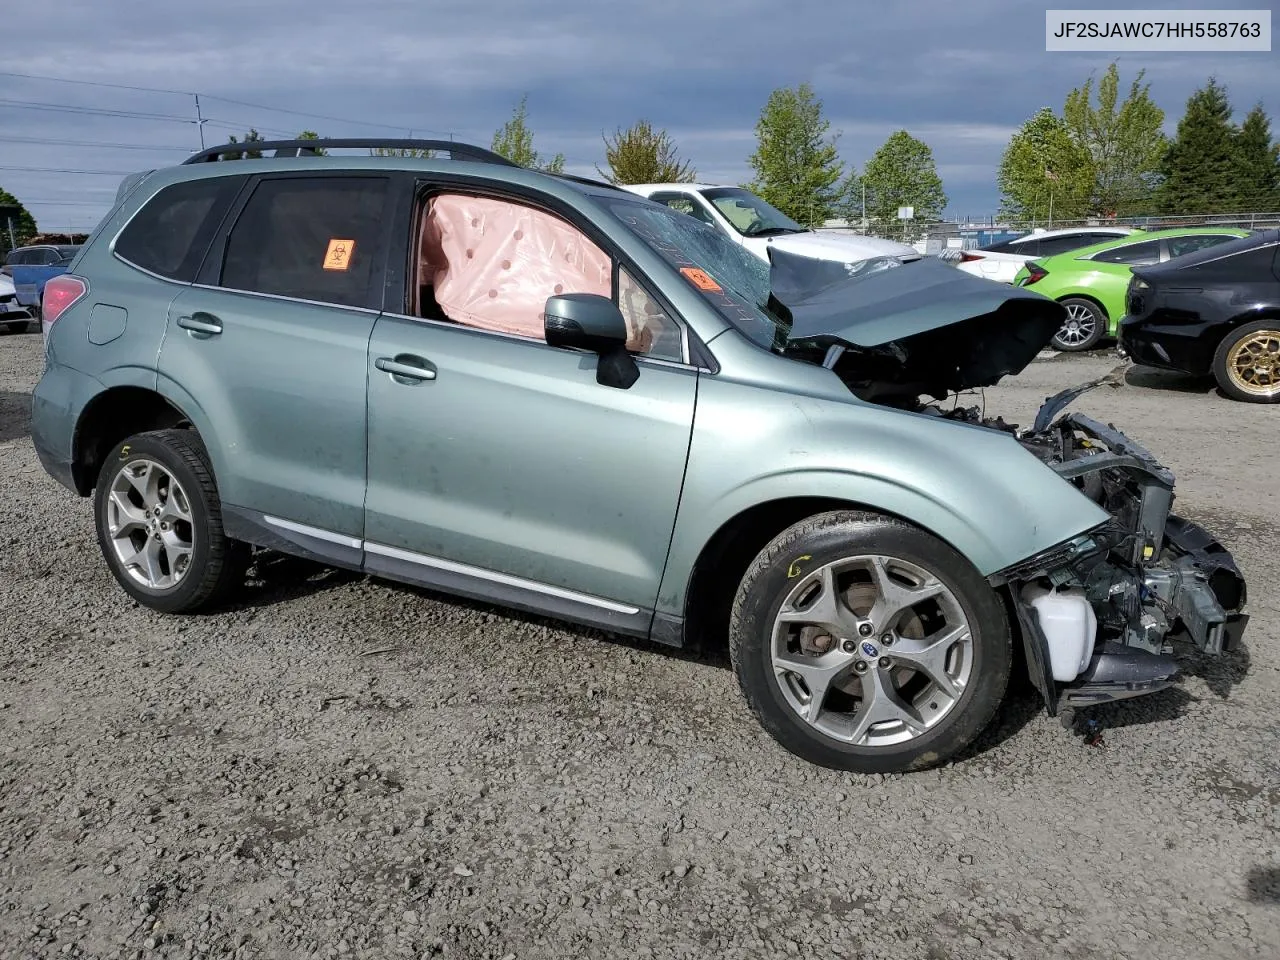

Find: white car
<box><xmin>955</xmin><ymin>226</ymin><xmax>1141</xmax><ymax>284</ymax></box>
<box><xmin>621</xmin><ymin>183</ymin><xmax>921</xmax><ymax>267</ymax></box>
<box><xmin>0</xmin><ymin>273</ymin><xmax>35</xmax><ymax>333</ymax></box>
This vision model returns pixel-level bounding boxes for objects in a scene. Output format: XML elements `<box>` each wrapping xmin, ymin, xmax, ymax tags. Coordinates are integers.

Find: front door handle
<box><xmin>375</xmin><ymin>354</ymin><xmax>437</xmax><ymax>382</ymax></box>
<box><xmin>176</xmin><ymin>312</ymin><xmax>223</xmax><ymax>337</ymax></box>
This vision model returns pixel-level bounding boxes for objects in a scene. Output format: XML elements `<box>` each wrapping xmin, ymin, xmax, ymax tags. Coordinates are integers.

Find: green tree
<box><xmin>849</xmin><ymin>131</ymin><xmax>947</xmax><ymax>240</ymax></box>
<box><xmin>491</xmin><ymin>95</ymin><xmax>565</xmax><ymax>173</ymax></box>
<box><xmin>0</xmin><ymin>188</ymin><xmax>38</xmax><ymax>251</ymax></box>
<box><xmin>597</xmin><ymin>120</ymin><xmax>696</xmax><ymax>184</ymax></box>
<box><xmin>225</xmin><ymin>127</ymin><xmax>265</xmax><ymax>159</ymax></box>
<box><xmin>997</xmin><ymin>108</ymin><xmax>1094</xmax><ymax>223</ymax></box>
<box><xmin>1156</xmin><ymin>78</ymin><xmax>1240</xmax><ymax>214</ymax></box>
<box><xmin>1233</xmin><ymin>104</ymin><xmax>1280</xmax><ymax>211</ymax></box>
<box><xmin>296</xmin><ymin>130</ymin><xmax>327</xmax><ymax>156</ymax></box>
<box><xmin>746</xmin><ymin>83</ymin><xmax>844</xmax><ymax>227</ymax></box>
<box><xmin>1063</xmin><ymin>62</ymin><xmax>1166</xmax><ymax>215</ymax></box>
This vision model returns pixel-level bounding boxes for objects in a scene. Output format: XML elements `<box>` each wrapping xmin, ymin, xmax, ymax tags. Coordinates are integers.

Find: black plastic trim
<box><xmin>183</xmin><ymin>138</ymin><xmax>516</xmax><ymax>166</ymax></box>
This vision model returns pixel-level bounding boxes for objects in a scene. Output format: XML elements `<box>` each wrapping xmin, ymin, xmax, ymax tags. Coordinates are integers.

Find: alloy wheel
<box><xmin>105</xmin><ymin>457</ymin><xmax>196</xmax><ymax>590</ymax></box>
<box><xmin>1055</xmin><ymin>303</ymin><xmax>1097</xmax><ymax>348</ymax></box>
<box><xmin>770</xmin><ymin>555</ymin><xmax>974</xmax><ymax>748</ymax></box>
<box><xmin>1226</xmin><ymin>329</ymin><xmax>1280</xmax><ymax>399</ymax></box>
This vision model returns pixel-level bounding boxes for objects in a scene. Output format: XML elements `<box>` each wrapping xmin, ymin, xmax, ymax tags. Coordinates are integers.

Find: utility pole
<box><xmin>5</xmin><ymin>216</ymin><xmax>15</xmax><ymax>252</ymax></box>
<box><xmin>861</xmin><ymin>182</ymin><xmax>867</xmax><ymax>232</ymax></box>
<box><xmin>193</xmin><ymin>94</ymin><xmax>207</xmax><ymax>149</ymax></box>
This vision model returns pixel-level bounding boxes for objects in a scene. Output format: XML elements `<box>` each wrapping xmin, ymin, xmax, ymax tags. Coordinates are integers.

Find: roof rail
<box><xmin>182</xmin><ymin>138</ymin><xmax>519</xmax><ymax>166</ymax></box>
<box><xmin>551</xmin><ymin>172</ymin><xmax>628</xmax><ymax>192</ymax></box>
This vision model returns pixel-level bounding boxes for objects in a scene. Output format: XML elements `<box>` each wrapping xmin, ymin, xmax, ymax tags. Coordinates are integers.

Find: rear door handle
<box><xmin>176</xmin><ymin>312</ymin><xmax>223</xmax><ymax>336</ymax></box>
<box><xmin>375</xmin><ymin>354</ymin><xmax>437</xmax><ymax>382</ymax></box>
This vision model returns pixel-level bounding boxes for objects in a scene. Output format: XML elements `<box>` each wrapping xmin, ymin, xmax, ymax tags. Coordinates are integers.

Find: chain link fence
<box><xmin>817</xmin><ymin>211</ymin><xmax>1280</xmax><ymax>261</ymax></box>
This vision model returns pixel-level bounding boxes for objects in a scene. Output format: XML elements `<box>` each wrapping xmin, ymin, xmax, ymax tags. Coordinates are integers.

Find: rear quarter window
<box><xmin>115</xmin><ymin>177</ymin><xmax>246</xmax><ymax>281</ymax></box>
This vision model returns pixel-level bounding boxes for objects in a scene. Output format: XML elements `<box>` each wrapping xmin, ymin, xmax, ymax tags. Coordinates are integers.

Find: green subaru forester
<box><xmin>30</xmin><ymin>139</ymin><xmax>1248</xmax><ymax>773</ymax></box>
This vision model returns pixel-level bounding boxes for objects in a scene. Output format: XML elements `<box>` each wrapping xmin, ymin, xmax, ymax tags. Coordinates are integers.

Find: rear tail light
<box><xmin>41</xmin><ymin>275</ymin><xmax>88</xmax><ymax>325</ymax></box>
<box><xmin>959</xmin><ymin>252</ymin><xmax>984</xmax><ymax>263</ymax></box>
<box><xmin>1022</xmin><ymin>263</ymin><xmax>1048</xmax><ymax>286</ymax></box>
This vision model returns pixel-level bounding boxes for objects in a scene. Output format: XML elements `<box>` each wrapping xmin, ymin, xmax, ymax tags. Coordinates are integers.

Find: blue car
<box><xmin>1</xmin><ymin>243</ymin><xmax>82</xmax><ymax>319</ymax></box>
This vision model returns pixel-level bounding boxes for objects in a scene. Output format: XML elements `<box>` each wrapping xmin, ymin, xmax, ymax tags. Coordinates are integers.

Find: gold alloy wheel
<box><xmin>1226</xmin><ymin>329</ymin><xmax>1280</xmax><ymax>398</ymax></box>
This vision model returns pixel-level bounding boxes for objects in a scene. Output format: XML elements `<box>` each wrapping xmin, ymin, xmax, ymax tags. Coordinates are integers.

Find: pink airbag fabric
<box><xmin>424</xmin><ymin>194</ymin><xmax>612</xmax><ymax>339</ymax></box>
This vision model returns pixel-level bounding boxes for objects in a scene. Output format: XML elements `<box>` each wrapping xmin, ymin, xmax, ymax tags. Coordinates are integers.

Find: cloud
<box><xmin>1</xmin><ymin>0</ymin><xmax>1276</xmax><ymax>230</ymax></box>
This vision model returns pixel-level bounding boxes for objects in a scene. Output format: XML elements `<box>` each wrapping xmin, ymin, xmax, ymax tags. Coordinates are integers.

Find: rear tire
<box><xmin>728</xmin><ymin>510</ymin><xmax>1011</xmax><ymax>773</ymax></box>
<box><xmin>93</xmin><ymin>429</ymin><xmax>248</xmax><ymax>613</ymax></box>
<box><xmin>1051</xmin><ymin>298</ymin><xmax>1106</xmax><ymax>352</ymax></box>
<box><xmin>1212</xmin><ymin>320</ymin><xmax>1280</xmax><ymax>403</ymax></box>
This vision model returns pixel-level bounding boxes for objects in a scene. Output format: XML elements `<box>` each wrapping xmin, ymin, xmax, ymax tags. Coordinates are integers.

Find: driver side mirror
<box><xmin>544</xmin><ymin>293</ymin><xmax>639</xmax><ymax>389</ymax></box>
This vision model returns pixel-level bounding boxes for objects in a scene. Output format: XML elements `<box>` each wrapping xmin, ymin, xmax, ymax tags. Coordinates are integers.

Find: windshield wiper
<box><xmin>747</xmin><ymin>226</ymin><xmax>808</xmax><ymax>237</ymax></box>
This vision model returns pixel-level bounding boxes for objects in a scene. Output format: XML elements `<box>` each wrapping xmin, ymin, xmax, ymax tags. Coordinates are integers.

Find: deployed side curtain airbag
<box><xmin>424</xmin><ymin>194</ymin><xmax>612</xmax><ymax>340</ymax></box>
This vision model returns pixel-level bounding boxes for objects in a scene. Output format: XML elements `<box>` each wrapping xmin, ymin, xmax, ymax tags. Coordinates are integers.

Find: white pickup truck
<box><xmin>622</xmin><ymin>183</ymin><xmax>920</xmax><ymax>267</ymax></box>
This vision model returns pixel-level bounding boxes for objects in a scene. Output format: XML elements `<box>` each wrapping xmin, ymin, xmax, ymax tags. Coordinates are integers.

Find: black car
<box><xmin>1119</xmin><ymin>229</ymin><xmax>1280</xmax><ymax>403</ymax></box>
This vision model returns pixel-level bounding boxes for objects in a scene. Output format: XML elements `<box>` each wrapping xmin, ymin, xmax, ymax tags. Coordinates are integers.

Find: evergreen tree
<box><xmin>1156</xmin><ymin>78</ymin><xmax>1240</xmax><ymax>214</ymax></box>
<box><xmin>1234</xmin><ymin>104</ymin><xmax>1280</xmax><ymax>211</ymax></box>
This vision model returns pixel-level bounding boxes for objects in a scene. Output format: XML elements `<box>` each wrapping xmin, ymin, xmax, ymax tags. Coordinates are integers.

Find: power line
<box><xmin>0</xmin><ymin>98</ymin><xmax>194</xmax><ymax>123</ymax></box>
<box><xmin>0</xmin><ymin>135</ymin><xmax>193</xmax><ymax>152</ymax></box>
<box><xmin>0</xmin><ymin>70</ymin><xmax>455</xmax><ymax>136</ymax></box>
<box><xmin>0</xmin><ymin>70</ymin><xmax>194</xmax><ymax>97</ymax></box>
<box><xmin>17</xmin><ymin>199</ymin><xmax>113</xmax><ymax>206</ymax></box>
<box><xmin>0</xmin><ymin>165</ymin><xmax>134</xmax><ymax>176</ymax></box>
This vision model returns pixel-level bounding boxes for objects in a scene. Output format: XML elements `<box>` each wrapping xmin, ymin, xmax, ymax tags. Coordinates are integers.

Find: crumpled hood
<box><xmin>767</xmin><ymin>248</ymin><xmax>1067</xmax><ymax>396</ymax></box>
<box><xmin>763</xmin><ymin>230</ymin><xmax>919</xmax><ymax>262</ymax></box>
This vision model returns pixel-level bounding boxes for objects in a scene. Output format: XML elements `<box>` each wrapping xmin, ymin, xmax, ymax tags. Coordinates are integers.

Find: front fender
<box><xmin>655</xmin><ymin>375</ymin><xmax>1110</xmax><ymax>616</ymax></box>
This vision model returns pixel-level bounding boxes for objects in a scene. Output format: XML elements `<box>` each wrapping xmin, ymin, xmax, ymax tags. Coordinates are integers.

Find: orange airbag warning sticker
<box><xmin>680</xmin><ymin>267</ymin><xmax>721</xmax><ymax>292</ymax></box>
<box><xmin>324</xmin><ymin>238</ymin><xmax>355</xmax><ymax>271</ymax></box>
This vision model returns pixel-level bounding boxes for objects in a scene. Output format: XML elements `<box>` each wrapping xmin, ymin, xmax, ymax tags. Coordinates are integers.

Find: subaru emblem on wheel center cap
<box><xmin>860</xmin><ymin>641</ymin><xmax>879</xmax><ymax>658</ymax></box>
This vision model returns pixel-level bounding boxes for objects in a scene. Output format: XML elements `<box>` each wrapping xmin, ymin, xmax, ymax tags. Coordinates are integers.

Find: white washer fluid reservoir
<box><xmin>1021</xmin><ymin>583</ymin><xmax>1098</xmax><ymax>682</ymax></box>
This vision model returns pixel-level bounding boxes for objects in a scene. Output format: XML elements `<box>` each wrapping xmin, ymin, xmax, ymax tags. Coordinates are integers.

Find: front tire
<box><xmin>1212</xmin><ymin>320</ymin><xmax>1280</xmax><ymax>403</ymax></box>
<box><xmin>729</xmin><ymin>511</ymin><xmax>1011</xmax><ymax>773</ymax></box>
<box><xmin>94</xmin><ymin>429</ymin><xmax>248</xmax><ymax>613</ymax></box>
<box><xmin>1052</xmin><ymin>298</ymin><xmax>1106</xmax><ymax>352</ymax></box>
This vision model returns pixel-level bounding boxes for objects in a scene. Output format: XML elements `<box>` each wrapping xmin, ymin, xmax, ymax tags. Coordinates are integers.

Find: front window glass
<box><xmin>698</xmin><ymin>187</ymin><xmax>807</xmax><ymax>238</ymax></box>
<box><xmin>604</xmin><ymin>196</ymin><xmax>790</xmax><ymax>351</ymax></box>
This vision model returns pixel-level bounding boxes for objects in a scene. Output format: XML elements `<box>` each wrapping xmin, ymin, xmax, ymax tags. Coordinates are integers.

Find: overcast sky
<box><xmin>3</xmin><ymin>0</ymin><xmax>1276</xmax><ymax>232</ymax></box>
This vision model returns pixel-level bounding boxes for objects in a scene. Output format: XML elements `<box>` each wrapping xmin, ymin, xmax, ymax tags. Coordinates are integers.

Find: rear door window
<box><xmin>219</xmin><ymin>176</ymin><xmax>391</xmax><ymax>309</ymax></box>
<box><xmin>115</xmin><ymin>177</ymin><xmax>246</xmax><ymax>281</ymax></box>
<box><xmin>1166</xmin><ymin>234</ymin><xmax>1240</xmax><ymax>259</ymax></box>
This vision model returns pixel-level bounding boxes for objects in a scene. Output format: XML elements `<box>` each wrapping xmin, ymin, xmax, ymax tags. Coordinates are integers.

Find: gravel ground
<box><xmin>1</xmin><ymin>329</ymin><xmax>1277</xmax><ymax>960</ymax></box>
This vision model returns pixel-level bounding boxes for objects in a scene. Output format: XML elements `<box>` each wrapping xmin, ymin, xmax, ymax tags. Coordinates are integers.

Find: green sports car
<box><xmin>1012</xmin><ymin>227</ymin><xmax>1250</xmax><ymax>351</ymax></box>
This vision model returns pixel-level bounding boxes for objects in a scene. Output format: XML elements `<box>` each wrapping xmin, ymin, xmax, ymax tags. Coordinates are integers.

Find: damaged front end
<box><xmin>764</xmin><ymin>250</ymin><xmax>1250</xmax><ymax>722</ymax></box>
<box><xmin>983</xmin><ymin>379</ymin><xmax>1249</xmax><ymax>718</ymax></box>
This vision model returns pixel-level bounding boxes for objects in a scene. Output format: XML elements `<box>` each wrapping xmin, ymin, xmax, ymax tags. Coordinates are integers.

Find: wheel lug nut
<box><xmin>858</xmin><ymin>623</ymin><xmax>873</xmax><ymax>637</ymax></box>
<box><xmin>853</xmin><ymin>661</ymin><xmax>869</xmax><ymax>674</ymax></box>
<box><xmin>881</xmin><ymin>634</ymin><xmax>894</xmax><ymax>646</ymax></box>
<box><xmin>842</xmin><ymin>641</ymin><xmax>857</xmax><ymax>653</ymax></box>
<box><xmin>879</xmin><ymin>657</ymin><xmax>893</xmax><ymax>669</ymax></box>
